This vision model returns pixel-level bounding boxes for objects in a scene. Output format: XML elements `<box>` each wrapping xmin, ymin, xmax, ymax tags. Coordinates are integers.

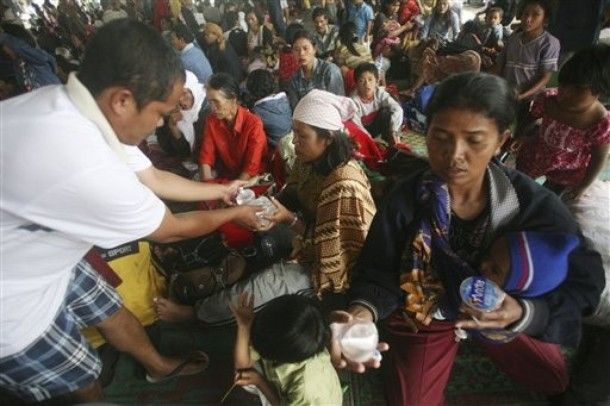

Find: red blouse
<box><xmin>199</xmin><ymin>106</ymin><xmax>268</xmax><ymax>179</ymax></box>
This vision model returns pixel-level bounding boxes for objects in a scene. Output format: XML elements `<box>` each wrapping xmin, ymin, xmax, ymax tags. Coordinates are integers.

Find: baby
<box><xmin>479</xmin><ymin>231</ymin><xmax>579</xmax><ymax>298</ymax></box>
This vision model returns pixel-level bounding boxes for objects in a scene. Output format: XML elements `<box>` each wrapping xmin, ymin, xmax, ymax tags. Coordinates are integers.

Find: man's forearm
<box><xmin>138</xmin><ymin>167</ymin><xmax>225</xmax><ymax>202</ymax></box>
<box><xmin>149</xmin><ymin>206</ymin><xmax>247</xmax><ymax>243</ymax></box>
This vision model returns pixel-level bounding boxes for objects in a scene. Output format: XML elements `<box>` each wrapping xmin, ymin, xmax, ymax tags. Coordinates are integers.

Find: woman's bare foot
<box><xmin>154</xmin><ymin>297</ymin><xmax>196</xmax><ymax>322</ymax></box>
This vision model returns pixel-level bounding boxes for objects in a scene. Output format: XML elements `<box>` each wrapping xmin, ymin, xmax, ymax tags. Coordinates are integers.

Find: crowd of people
<box><xmin>1</xmin><ymin>0</ymin><xmax>609</xmax><ymax>404</ymax></box>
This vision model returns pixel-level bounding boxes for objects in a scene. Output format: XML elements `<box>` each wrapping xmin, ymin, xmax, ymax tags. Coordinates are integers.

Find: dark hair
<box><xmin>285</xmin><ymin>23</ymin><xmax>305</xmax><ymax>46</ymax></box>
<box><xmin>173</xmin><ymin>22</ymin><xmax>194</xmax><ymax>43</ymax></box>
<box><xmin>339</xmin><ymin>22</ymin><xmax>360</xmax><ymax>57</ymax></box>
<box><xmin>311</xmin><ymin>6</ymin><xmax>328</xmax><ymax>20</ymax></box>
<box><xmin>246</xmin><ymin>69</ymin><xmax>276</xmax><ymax>101</ymax></box>
<box><xmin>251</xmin><ymin>295</ymin><xmax>329</xmax><ymax>364</ymax></box>
<box><xmin>207</xmin><ymin>72</ymin><xmax>240</xmax><ymax>100</ymax></box>
<box><xmin>246</xmin><ymin>9</ymin><xmax>263</xmax><ymax>26</ymax></box>
<box><xmin>291</xmin><ymin>29</ymin><xmax>317</xmax><ymax>48</ymax></box>
<box><xmin>426</xmin><ymin>72</ymin><xmax>517</xmax><ymax>133</ymax></box>
<box><xmin>558</xmin><ymin>44</ymin><xmax>610</xmax><ymax>96</ymax></box>
<box><xmin>224</xmin><ymin>10</ymin><xmax>239</xmax><ymax>29</ymax></box>
<box><xmin>311</xmin><ymin>126</ymin><xmax>354</xmax><ymax>176</ymax></box>
<box><xmin>354</xmin><ymin>62</ymin><xmax>378</xmax><ymax>81</ymax></box>
<box><xmin>384</xmin><ymin>0</ymin><xmax>400</xmax><ymax>12</ymax></box>
<box><xmin>487</xmin><ymin>6</ymin><xmax>504</xmax><ymax>18</ymax></box>
<box><xmin>518</xmin><ymin>0</ymin><xmax>553</xmax><ymax>21</ymax></box>
<box><xmin>79</xmin><ymin>20</ymin><xmax>185</xmax><ymax>109</ymax></box>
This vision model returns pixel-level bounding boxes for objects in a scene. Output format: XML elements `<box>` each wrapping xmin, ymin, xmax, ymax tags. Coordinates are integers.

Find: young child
<box><xmin>460</xmin><ymin>230</ymin><xmax>580</xmax><ymax>342</ymax></box>
<box><xmin>479</xmin><ymin>231</ymin><xmax>579</xmax><ymax>298</ymax></box>
<box><xmin>351</xmin><ymin>62</ymin><xmax>403</xmax><ymax>146</ymax></box>
<box><xmin>345</xmin><ymin>0</ymin><xmax>374</xmax><ymax>43</ymax></box>
<box><xmin>479</xmin><ymin>6</ymin><xmax>504</xmax><ymax>53</ymax></box>
<box><xmin>516</xmin><ymin>44</ymin><xmax>610</xmax><ymax>201</ymax></box>
<box><xmin>230</xmin><ymin>292</ymin><xmax>343</xmax><ymax>405</ymax></box>
<box><xmin>246</xmin><ymin>69</ymin><xmax>296</xmax><ymax>172</ymax></box>
<box><xmin>495</xmin><ymin>0</ymin><xmax>560</xmax><ymax>135</ymax></box>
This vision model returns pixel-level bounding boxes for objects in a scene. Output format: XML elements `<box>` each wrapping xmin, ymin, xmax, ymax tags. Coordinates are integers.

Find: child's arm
<box><xmin>517</xmin><ymin>71</ymin><xmax>553</xmax><ymax>101</ymax></box>
<box><xmin>235</xmin><ymin>369</ymin><xmax>281</xmax><ymax>405</ymax></box>
<box><xmin>229</xmin><ymin>291</ymin><xmax>255</xmax><ymax>370</ymax></box>
<box><xmin>563</xmin><ymin>144</ymin><xmax>610</xmax><ymax>201</ymax></box>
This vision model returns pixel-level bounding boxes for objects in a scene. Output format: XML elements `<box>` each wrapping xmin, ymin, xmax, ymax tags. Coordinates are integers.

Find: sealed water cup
<box><xmin>459</xmin><ymin>276</ymin><xmax>505</xmax><ymax>312</ymax></box>
<box><xmin>459</xmin><ymin>276</ymin><xmax>517</xmax><ymax>343</ymax></box>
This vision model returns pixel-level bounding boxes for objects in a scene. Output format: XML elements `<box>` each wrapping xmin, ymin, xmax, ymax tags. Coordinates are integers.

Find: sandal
<box><xmin>145</xmin><ymin>350</ymin><xmax>210</xmax><ymax>383</ymax></box>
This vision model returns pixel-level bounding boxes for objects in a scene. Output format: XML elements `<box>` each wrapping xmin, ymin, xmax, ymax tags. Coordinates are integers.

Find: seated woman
<box><xmin>156</xmin><ymin>90</ymin><xmax>377</xmax><ymax>324</ymax></box>
<box><xmin>287</xmin><ymin>30</ymin><xmax>344</xmax><ymax>109</ymax></box>
<box><xmin>201</xmin><ymin>22</ymin><xmax>245</xmax><ymax>83</ymax></box>
<box><xmin>245</xmin><ymin>9</ymin><xmax>274</xmax><ymax>54</ymax></box>
<box><xmin>333</xmin><ymin>22</ymin><xmax>373</xmax><ymax>94</ymax></box>
<box><xmin>199</xmin><ymin>73</ymin><xmax>268</xmax><ymax>181</ymax></box>
<box><xmin>151</xmin><ymin>70</ymin><xmax>207</xmax><ymax>177</ymax></box>
<box><xmin>420</xmin><ymin>0</ymin><xmax>460</xmax><ymax>43</ymax></box>
<box><xmin>331</xmin><ymin>72</ymin><xmax>605</xmax><ymax>404</ymax></box>
<box><xmin>372</xmin><ymin>0</ymin><xmax>414</xmax><ymax>58</ymax></box>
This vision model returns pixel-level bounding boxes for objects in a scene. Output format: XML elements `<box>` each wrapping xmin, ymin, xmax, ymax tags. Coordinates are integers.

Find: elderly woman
<box><xmin>199</xmin><ymin>73</ymin><xmax>267</xmax><ymax>181</ymax></box>
<box><xmin>201</xmin><ymin>22</ymin><xmax>245</xmax><ymax>83</ymax></box>
<box><xmin>330</xmin><ymin>73</ymin><xmax>605</xmax><ymax>405</ymax></box>
<box><xmin>151</xmin><ymin>70</ymin><xmax>205</xmax><ymax>174</ymax></box>
<box><xmin>156</xmin><ymin>90</ymin><xmax>376</xmax><ymax>323</ymax></box>
<box><xmin>287</xmin><ymin>30</ymin><xmax>344</xmax><ymax>109</ymax></box>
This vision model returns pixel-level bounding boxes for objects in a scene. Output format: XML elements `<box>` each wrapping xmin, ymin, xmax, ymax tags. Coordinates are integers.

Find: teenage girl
<box><xmin>516</xmin><ymin>44</ymin><xmax>610</xmax><ymax>201</ymax></box>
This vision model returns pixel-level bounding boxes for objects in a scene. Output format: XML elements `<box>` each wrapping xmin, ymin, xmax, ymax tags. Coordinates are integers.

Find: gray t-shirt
<box><xmin>498</xmin><ymin>31</ymin><xmax>560</xmax><ymax>95</ymax></box>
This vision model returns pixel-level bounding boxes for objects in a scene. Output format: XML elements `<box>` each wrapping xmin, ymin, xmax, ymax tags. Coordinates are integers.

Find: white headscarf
<box><xmin>292</xmin><ymin>89</ymin><xmax>360</xmax><ymax>131</ymax></box>
<box><xmin>177</xmin><ymin>70</ymin><xmax>206</xmax><ymax>149</ymax></box>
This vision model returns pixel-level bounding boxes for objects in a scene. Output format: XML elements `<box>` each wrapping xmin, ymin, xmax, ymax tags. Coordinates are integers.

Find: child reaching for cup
<box><xmin>229</xmin><ymin>292</ymin><xmax>342</xmax><ymax>405</ymax></box>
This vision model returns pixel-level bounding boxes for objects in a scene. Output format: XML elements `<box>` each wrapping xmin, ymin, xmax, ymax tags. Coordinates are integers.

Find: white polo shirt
<box><xmin>0</xmin><ymin>77</ymin><xmax>165</xmax><ymax>357</ymax></box>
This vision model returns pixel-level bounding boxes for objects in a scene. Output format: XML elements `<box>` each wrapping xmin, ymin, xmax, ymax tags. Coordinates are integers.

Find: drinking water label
<box><xmin>459</xmin><ymin>276</ymin><xmax>505</xmax><ymax>312</ymax></box>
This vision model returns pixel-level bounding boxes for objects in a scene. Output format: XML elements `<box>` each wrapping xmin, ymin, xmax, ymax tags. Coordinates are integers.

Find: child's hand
<box><xmin>229</xmin><ymin>291</ymin><xmax>255</xmax><ymax>327</ymax></box>
<box><xmin>234</xmin><ymin>368</ymin><xmax>263</xmax><ymax>387</ymax></box>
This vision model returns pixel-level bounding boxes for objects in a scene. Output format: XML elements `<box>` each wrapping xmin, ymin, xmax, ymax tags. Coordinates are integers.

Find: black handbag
<box><xmin>150</xmin><ymin>232</ymin><xmax>231</xmax><ymax>275</ymax></box>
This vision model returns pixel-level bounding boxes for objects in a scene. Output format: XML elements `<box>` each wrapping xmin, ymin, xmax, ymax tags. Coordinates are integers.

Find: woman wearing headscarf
<box><xmin>201</xmin><ymin>22</ymin><xmax>245</xmax><ymax>83</ymax></box>
<box><xmin>155</xmin><ymin>90</ymin><xmax>377</xmax><ymax>324</ymax></box>
<box><xmin>156</xmin><ymin>70</ymin><xmax>207</xmax><ymax>160</ymax></box>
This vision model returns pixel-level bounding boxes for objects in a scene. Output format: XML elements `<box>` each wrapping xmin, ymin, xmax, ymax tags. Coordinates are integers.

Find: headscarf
<box><xmin>292</xmin><ymin>89</ymin><xmax>359</xmax><ymax>131</ymax></box>
<box><xmin>177</xmin><ymin>70</ymin><xmax>206</xmax><ymax>149</ymax></box>
<box><xmin>204</xmin><ymin>22</ymin><xmax>225</xmax><ymax>51</ymax></box>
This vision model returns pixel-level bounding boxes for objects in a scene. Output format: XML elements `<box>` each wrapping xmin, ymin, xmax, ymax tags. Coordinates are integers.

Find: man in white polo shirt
<box><xmin>0</xmin><ymin>20</ymin><xmax>261</xmax><ymax>402</ymax></box>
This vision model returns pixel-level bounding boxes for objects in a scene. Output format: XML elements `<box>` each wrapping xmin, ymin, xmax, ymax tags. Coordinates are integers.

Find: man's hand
<box><xmin>234</xmin><ymin>205</ymin><xmax>265</xmax><ymax>231</ymax></box>
<box><xmin>455</xmin><ymin>293</ymin><xmax>523</xmax><ymax>330</ymax></box>
<box><xmin>329</xmin><ymin>309</ymin><xmax>389</xmax><ymax>373</ymax></box>
<box><xmin>222</xmin><ymin>180</ymin><xmax>249</xmax><ymax>205</ymax></box>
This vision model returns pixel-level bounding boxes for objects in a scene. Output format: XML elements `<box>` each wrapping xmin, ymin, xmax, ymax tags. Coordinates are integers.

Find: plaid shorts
<box><xmin>0</xmin><ymin>259</ymin><xmax>122</xmax><ymax>402</ymax></box>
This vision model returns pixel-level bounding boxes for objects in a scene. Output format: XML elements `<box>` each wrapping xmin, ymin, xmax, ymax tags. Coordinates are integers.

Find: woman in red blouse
<box><xmin>199</xmin><ymin>73</ymin><xmax>268</xmax><ymax>181</ymax></box>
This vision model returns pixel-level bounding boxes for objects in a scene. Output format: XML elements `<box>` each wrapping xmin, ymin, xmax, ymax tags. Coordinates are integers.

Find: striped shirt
<box><xmin>498</xmin><ymin>31</ymin><xmax>560</xmax><ymax>95</ymax></box>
